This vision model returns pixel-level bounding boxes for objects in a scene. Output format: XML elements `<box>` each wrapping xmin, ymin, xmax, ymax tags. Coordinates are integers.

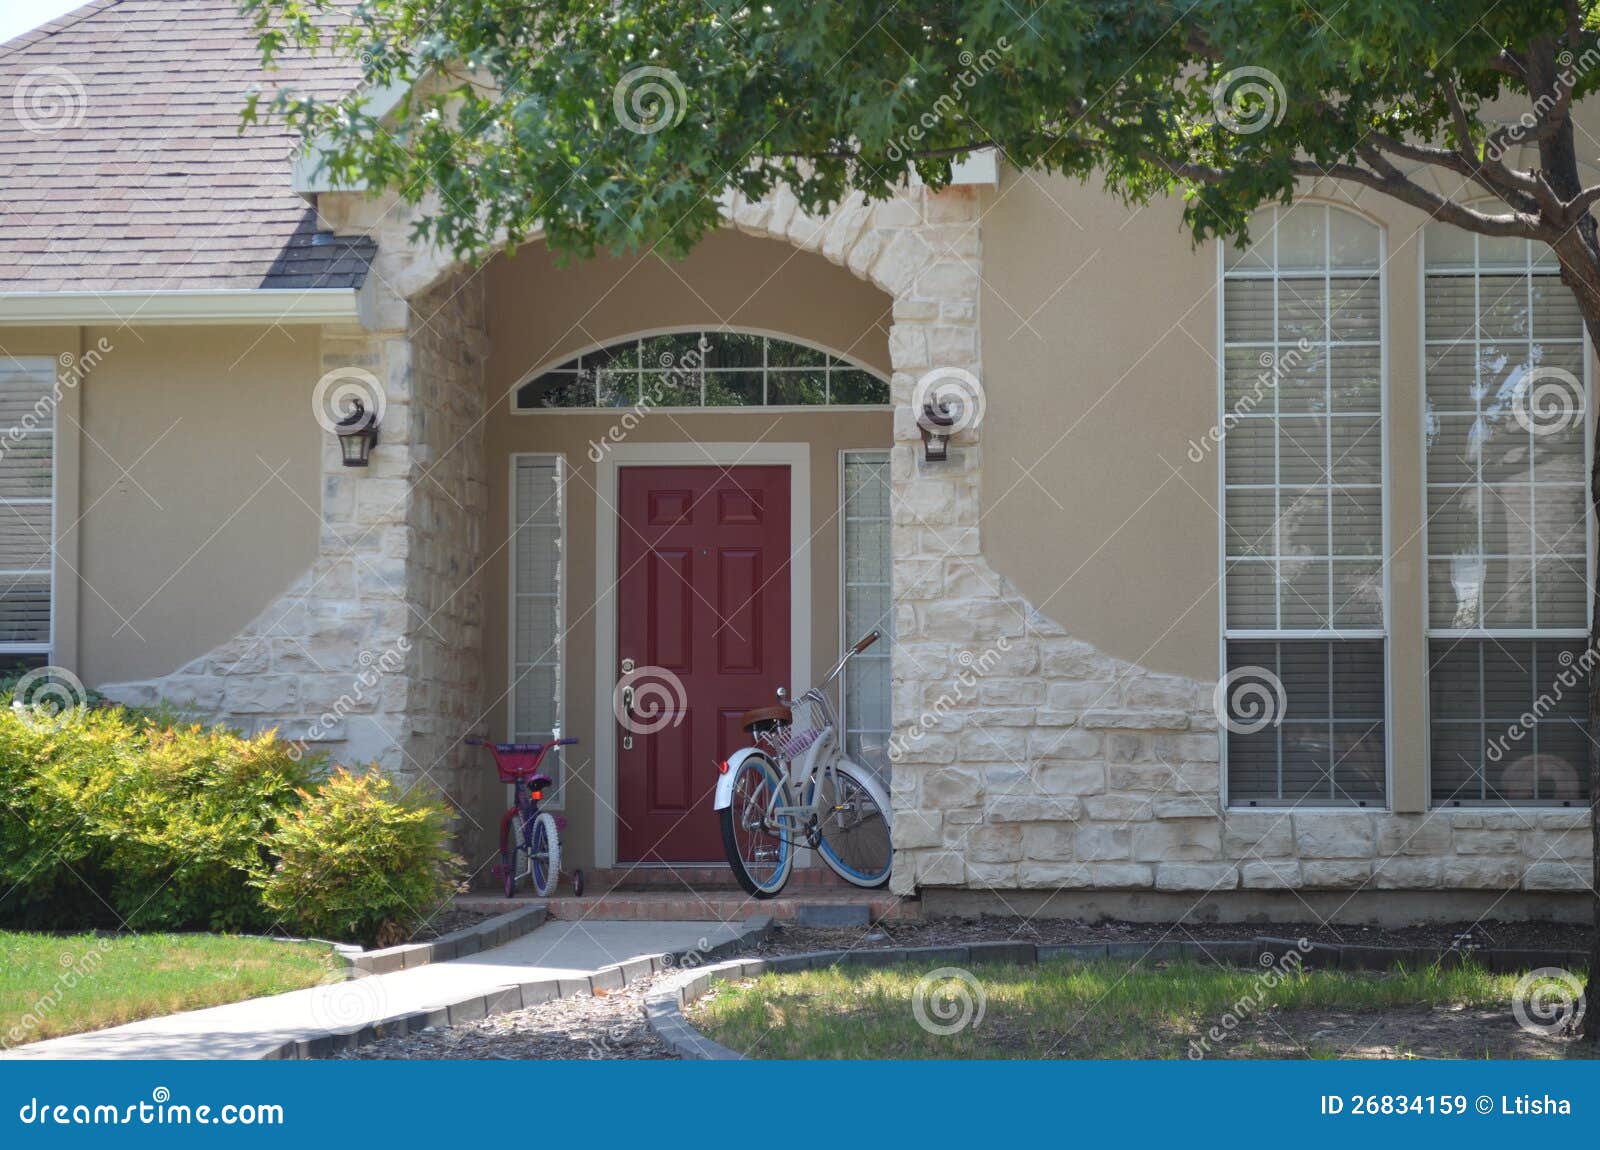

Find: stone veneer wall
<box><xmin>98</xmin><ymin>265</ymin><xmax>489</xmax><ymax>820</ymax></box>
<box><xmin>100</xmin><ymin>179</ymin><xmax>1592</xmax><ymax>898</ymax></box>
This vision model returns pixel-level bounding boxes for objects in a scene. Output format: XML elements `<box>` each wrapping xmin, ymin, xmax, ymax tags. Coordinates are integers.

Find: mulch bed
<box><xmin>755</xmin><ymin>913</ymin><xmax>1595</xmax><ymax>956</ymax></box>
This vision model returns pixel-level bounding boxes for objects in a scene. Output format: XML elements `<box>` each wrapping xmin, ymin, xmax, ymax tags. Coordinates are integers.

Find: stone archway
<box><xmin>102</xmin><ymin>180</ymin><xmax>1217</xmax><ymax>897</ymax></box>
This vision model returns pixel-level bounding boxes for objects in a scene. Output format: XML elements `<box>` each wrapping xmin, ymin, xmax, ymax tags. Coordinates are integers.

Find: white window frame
<box><xmin>1217</xmin><ymin>203</ymin><xmax>1393</xmax><ymax>809</ymax></box>
<box><xmin>507</xmin><ymin>452</ymin><xmax>566</xmax><ymax>808</ymax></box>
<box><xmin>1419</xmin><ymin>229</ymin><xmax>1595</xmax><ymax>806</ymax></box>
<box><xmin>838</xmin><ymin>449</ymin><xmax>893</xmax><ymax>760</ymax></box>
<box><xmin>508</xmin><ymin>326</ymin><xmax>891</xmax><ymax>414</ymax></box>
<box><xmin>0</xmin><ymin>358</ymin><xmax>57</xmax><ymax>661</ymax></box>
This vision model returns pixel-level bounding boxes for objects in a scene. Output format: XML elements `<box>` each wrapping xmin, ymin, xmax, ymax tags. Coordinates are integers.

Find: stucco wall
<box><xmin>0</xmin><ymin>324</ymin><xmax>322</xmax><ymax>685</ymax></box>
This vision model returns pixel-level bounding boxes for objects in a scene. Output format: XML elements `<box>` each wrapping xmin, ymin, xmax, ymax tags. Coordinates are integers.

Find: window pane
<box><xmin>0</xmin><ymin>363</ymin><xmax>53</xmax><ymax>651</ymax></box>
<box><xmin>1423</xmin><ymin>248</ymin><xmax>1590</xmax><ymax>774</ymax></box>
<box><xmin>842</xmin><ymin>453</ymin><xmax>893</xmax><ymax>762</ymax></box>
<box><xmin>1222</xmin><ymin>207</ymin><xmax>1385</xmax><ymax>651</ymax></box>
<box><xmin>1429</xmin><ymin>639</ymin><xmax>1591</xmax><ymax>804</ymax></box>
<box><xmin>1225</xmin><ymin>639</ymin><xmax>1386</xmax><ymax>804</ymax></box>
<box><xmin>512</xmin><ymin>456</ymin><xmax>565</xmax><ymax>796</ymax></box>
<box><xmin>514</xmin><ymin>333</ymin><xmax>886</xmax><ymax>409</ymax></box>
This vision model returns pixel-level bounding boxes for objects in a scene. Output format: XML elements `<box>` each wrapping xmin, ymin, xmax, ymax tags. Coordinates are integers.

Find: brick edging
<box><xmin>645</xmin><ymin>936</ymin><xmax>1593</xmax><ymax>1060</ymax></box>
<box><xmin>268</xmin><ymin>914</ymin><xmax>775</xmax><ymax>1059</ymax></box>
<box><xmin>339</xmin><ymin>905</ymin><xmax>551</xmax><ymax>976</ymax></box>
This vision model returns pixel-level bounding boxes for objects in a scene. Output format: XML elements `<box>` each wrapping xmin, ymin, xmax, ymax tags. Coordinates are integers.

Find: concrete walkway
<box><xmin>4</xmin><ymin>920</ymin><xmax>741</xmax><ymax>1060</ymax></box>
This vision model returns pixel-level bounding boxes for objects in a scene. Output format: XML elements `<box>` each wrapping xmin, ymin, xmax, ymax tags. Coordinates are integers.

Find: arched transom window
<box><xmin>514</xmin><ymin>330</ymin><xmax>889</xmax><ymax>409</ymax></box>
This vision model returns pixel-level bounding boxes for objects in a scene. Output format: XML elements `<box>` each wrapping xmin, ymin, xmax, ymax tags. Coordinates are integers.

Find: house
<box><xmin>1</xmin><ymin>0</ymin><xmax>1590</xmax><ymax>923</ymax></box>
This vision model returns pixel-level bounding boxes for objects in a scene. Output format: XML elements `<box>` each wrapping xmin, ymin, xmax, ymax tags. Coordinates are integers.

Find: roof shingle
<box><xmin>0</xmin><ymin>0</ymin><xmax>375</xmax><ymax>295</ymax></box>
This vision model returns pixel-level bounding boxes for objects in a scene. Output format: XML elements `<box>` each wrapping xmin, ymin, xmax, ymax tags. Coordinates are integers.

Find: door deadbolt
<box><xmin>621</xmin><ymin>657</ymin><xmax>635</xmax><ymax>673</ymax></box>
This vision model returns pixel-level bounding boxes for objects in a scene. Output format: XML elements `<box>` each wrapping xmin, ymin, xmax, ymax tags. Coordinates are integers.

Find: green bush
<box><xmin>0</xmin><ymin>702</ymin><xmax>313</xmax><ymax>931</ymax></box>
<box><xmin>0</xmin><ymin>698</ymin><xmax>462</xmax><ymax>943</ymax></box>
<box><xmin>256</xmin><ymin>767</ymin><xmax>462</xmax><ymax>948</ymax></box>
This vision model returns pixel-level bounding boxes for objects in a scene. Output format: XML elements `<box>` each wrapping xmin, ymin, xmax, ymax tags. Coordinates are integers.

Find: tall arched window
<box><xmin>514</xmin><ymin>330</ymin><xmax>889</xmax><ymax>409</ymax></box>
<box><xmin>1220</xmin><ymin>204</ymin><xmax>1386</xmax><ymax>806</ymax></box>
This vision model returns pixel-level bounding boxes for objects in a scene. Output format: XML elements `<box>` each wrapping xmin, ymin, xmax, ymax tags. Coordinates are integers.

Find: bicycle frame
<box><xmin>713</xmin><ymin>630</ymin><xmax>891</xmax><ymax>848</ymax></box>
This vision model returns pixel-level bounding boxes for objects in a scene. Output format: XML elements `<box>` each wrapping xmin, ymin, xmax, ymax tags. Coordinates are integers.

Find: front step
<box><xmin>458</xmin><ymin>890</ymin><xmax>918</xmax><ymax>924</ymax></box>
<box><xmin>582</xmin><ymin>863</ymin><xmax>854</xmax><ymax>893</ymax></box>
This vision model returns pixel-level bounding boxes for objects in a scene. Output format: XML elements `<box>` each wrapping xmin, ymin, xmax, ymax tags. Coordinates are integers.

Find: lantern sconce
<box><xmin>918</xmin><ymin>399</ymin><xmax>957</xmax><ymax>463</ymax></box>
<box><xmin>334</xmin><ymin>397</ymin><xmax>380</xmax><ymax>467</ymax></box>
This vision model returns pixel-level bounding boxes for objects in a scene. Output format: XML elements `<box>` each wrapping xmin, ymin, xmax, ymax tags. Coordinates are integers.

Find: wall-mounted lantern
<box><xmin>918</xmin><ymin>398</ymin><xmax>958</xmax><ymax>463</ymax></box>
<box><xmin>334</xmin><ymin>397</ymin><xmax>380</xmax><ymax>467</ymax></box>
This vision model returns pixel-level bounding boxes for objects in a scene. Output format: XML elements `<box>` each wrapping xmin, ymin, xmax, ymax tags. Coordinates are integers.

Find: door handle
<box><xmin>620</xmin><ymin>684</ymin><xmax>635</xmax><ymax>717</ymax></box>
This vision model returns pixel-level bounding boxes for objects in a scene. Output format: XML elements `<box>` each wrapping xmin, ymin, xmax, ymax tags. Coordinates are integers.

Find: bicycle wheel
<box><xmin>499</xmin><ymin>808</ymin><xmax>525</xmax><ymax>898</ymax></box>
<box><xmin>813</xmin><ymin>762</ymin><xmax>892</xmax><ymax>888</ymax></box>
<box><xmin>719</xmin><ymin>753</ymin><xmax>793</xmax><ymax>898</ymax></box>
<box><xmin>529</xmin><ymin>811</ymin><xmax>561</xmax><ymax>898</ymax></box>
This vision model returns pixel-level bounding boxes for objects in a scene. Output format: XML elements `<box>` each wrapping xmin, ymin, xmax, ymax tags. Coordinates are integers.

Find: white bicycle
<box><xmin>713</xmin><ymin>629</ymin><xmax>893</xmax><ymax>897</ymax></box>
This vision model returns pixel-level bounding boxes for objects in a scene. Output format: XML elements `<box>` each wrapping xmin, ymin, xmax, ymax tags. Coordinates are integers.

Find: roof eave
<box><xmin>0</xmin><ymin>288</ymin><xmax>363</xmax><ymax>326</ymax></box>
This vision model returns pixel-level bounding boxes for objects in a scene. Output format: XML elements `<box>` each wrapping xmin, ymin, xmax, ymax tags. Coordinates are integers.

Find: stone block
<box><xmin>1154</xmin><ymin>863</ymin><xmax>1238</xmax><ymax>891</ymax></box>
<box><xmin>1293</xmin><ymin>813</ymin><xmax>1375</xmax><ymax>859</ymax></box>
<box><xmin>1073</xmin><ymin>824</ymin><xmax>1131</xmax><ymax>861</ymax></box>
<box><xmin>1132</xmin><ymin>820</ymin><xmax>1221</xmax><ymax>862</ymax></box>
<box><xmin>1300</xmin><ymin>860</ymin><xmax>1372</xmax><ymax>889</ymax></box>
<box><xmin>1241</xmin><ymin>860</ymin><xmax>1299</xmax><ymax>889</ymax></box>
<box><xmin>1442</xmin><ymin>857</ymin><xmax>1524</xmax><ymax>889</ymax></box>
<box><xmin>1223</xmin><ymin>813</ymin><xmax>1295</xmax><ymax>858</ymax></box>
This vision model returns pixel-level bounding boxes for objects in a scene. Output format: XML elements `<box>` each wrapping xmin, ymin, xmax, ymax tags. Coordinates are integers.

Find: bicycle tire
<box><xmin>719</xmin><ymin>753</ymin><xmax>793</xmax><ymax>898</ymax></box>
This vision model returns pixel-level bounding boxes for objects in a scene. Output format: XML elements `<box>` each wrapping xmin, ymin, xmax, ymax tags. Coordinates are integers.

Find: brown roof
<box><xmin>0</xmin><ymin>0</ymin><xmax>374</xmax><ymax>295</ymax></box>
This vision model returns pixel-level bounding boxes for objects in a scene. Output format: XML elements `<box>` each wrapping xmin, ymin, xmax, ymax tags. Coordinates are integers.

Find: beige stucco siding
<box><xmin>0</xmin><ymin>324</ymin><xmax>323</xmax><ymax>686</ymax></box>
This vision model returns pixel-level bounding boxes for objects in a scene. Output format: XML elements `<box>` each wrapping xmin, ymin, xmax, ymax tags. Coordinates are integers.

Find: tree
<box><xmin>245</xmin><ymin>0</ymin><xmax>1600</xmax><ymax>1036</ymax></box>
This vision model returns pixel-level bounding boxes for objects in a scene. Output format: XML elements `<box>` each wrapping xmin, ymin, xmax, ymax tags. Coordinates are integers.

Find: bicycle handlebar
<box><xmin>817</xmin><ymin>628</ymin><xmax>883</xmax><ymax>692</ymax></box>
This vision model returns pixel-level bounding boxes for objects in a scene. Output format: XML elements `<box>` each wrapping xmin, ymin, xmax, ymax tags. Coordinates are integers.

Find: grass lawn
<box><xmin>0</xmin><ymin>931</ymin><xmax>336</xmax><ymax>1046</ymax></box>
<box><xmin>692</xmin><ymin>958</ymin><xmax>1593</xmax><ymax>1060</ymax></box>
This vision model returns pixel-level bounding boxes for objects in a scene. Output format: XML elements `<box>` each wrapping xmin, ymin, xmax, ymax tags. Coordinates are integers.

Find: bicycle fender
<box><xmin>713</xmin><ymin>746</ymin><xmax>770</xmax><ymax>810</ymax></box>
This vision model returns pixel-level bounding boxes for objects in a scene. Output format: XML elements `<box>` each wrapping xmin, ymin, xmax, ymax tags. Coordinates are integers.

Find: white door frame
<box><xmin>592</xmin><ymin>441</ymin><xmax>812</xmax><ymax>868</ymax></box>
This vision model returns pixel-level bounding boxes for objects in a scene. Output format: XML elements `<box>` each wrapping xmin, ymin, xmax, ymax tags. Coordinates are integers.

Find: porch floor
<box><xmin>459</xmin><ymin>890</ymin><xmax>919</xmax><ymax>924</ymax></box>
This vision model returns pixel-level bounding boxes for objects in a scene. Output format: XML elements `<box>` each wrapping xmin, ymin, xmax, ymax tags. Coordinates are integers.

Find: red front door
<box><xmin>615</xmin><ymin>465</ymin><xmax>792</xmax><ymax>863</ymax></box>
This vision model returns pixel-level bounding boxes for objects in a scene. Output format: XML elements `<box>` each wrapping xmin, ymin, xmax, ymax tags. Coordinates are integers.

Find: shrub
<box><xmin>256</xmin><ymin>767</ymin><xmax>462</xmax><ymax>947</ymax></box>
<box><xmin>0</xmin><ymin>700</ymin><xmax>314</xmax><ymax>931</ymax></box>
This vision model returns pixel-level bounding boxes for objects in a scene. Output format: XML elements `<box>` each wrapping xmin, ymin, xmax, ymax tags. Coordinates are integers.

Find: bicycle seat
<box><xmin>739</xmin><ymin>704</ymin><xmax>792</xmax><ymax>734</ymax></box>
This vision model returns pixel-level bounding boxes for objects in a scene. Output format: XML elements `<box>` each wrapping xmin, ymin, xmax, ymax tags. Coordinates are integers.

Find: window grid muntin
<box><xmin>514</xmin><ymin>331</ymin><xmax>889</xmax><ymax>410</ymax></box>
<box><xmin>1222</xmin><ymin>204</ymin><xmax>1386</xmax><ymax>637</ymax></box>
<box><xmin>1225</xmin><ymin>638</ymin><xmax>1387</xmax><ymax>806</ymax></box>
<box><xmin>1221</xmin><ymin>205</ymin><xmax>1388</xmax><ymax>808</ymax></box>
<box><xmin>1423</xmin><ymin>235</ymin><xmax>1588</xmax><ymax>636</ymax></box>
<box><xmin>1422</xmin><ymin>229</ymin><xmax>1593</xmax><ymax>807</ymax></box>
